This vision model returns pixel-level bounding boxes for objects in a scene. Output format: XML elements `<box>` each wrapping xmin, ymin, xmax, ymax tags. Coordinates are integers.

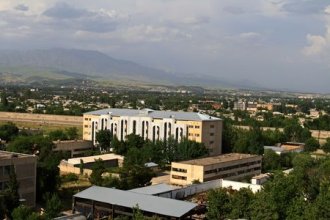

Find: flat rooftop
<box><xmin>0</xmin><ymin>150</ymin><xmax>36</xmax><ymax>160</ymax></box>
<box><xmin>84</xmin><ymin>108</ymin><xmax>221</xmax><ymax>121</ymax></box>
<box><xmin>174</xmin><ymin>153</ymin><xmax>261</xmax><ymax>166</ymax></box>
<box><xmin>252</xmin><ymin>173</ymin><xmax>271</xmax><ymax>180</ymax></box>
<box><xmin>67</xmin><ymin>153</ymin><xmax>124</xmax><ymax>165</ymax></box>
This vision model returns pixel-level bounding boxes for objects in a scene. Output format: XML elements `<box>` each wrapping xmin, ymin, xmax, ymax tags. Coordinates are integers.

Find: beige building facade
<box><xmin>170</xmin><ymin>153</ymin><xmax>262</xmax><ymax>185</ymax></box>
<box><xmin>0</xmin><ymin>151</ymin><xmax>37</xmax><ymax>207</ymax></box>
<box><xmin>83</xmin><ymin>108</ymin><xmax>223</xmax><ymax>155</ymax></box>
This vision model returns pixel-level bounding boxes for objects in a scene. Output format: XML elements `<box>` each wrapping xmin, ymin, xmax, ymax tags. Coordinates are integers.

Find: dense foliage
<box><xmin>207</xmin><ymin>154</ymin><xmax>330</xmax><ymax>220</ymax></box>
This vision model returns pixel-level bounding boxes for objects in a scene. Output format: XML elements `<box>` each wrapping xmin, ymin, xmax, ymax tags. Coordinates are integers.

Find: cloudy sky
<box><xmin>0</xmin><ymin>0</ymin><xmax>330</xmax><ymax>92</ymax></box>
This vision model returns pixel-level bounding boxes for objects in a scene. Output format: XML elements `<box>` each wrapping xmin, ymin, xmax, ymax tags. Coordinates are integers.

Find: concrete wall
<box><xmin>59</xmin><ymin>161</ymin><xmax>92</xmax><ymax>176</ymax></box>
<box><xmin>221</xmin><ymin>180</ymin><xmax>261</xmax><ymax>193</ymax></box>
<box><xmin>0</xmin><ymin>112</ymin><xmax>83</xmax><ymax>126</ymax></box>
<box><xmin>158</xmin><ymin>179</ymin><xmax>261</xmax><ymax>199</ymax></box>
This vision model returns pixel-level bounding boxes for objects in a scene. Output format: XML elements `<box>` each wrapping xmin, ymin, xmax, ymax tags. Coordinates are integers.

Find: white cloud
<box><xmin>303</xmin><ymin>33</ymin><xmax>328</xmax><ymax>56</ymax></box>
<box><xmin>119</xmin><ymin>25</ymin><xmax>191</xmax><ymax>43</ymax></box>
<box><xmin>239</xmin><ymin>32</ymin><xmax>261</xmax><ymax>39</ymax></box>
<box><xmin>303</xmin><ymin>5</ymin><xmax>330</xmax><ymax>56</ymax></box>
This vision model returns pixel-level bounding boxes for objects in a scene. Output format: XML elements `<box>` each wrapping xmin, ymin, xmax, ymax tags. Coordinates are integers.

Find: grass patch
<box><xmin>0</xmin><ymin>121</ymin><xmax>82</xmax><ymax>138</ymax></box>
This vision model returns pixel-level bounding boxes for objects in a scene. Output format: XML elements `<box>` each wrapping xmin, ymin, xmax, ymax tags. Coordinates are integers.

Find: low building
<box><xmin>264</xmin><ymin>143</ymin><xmax>303</xmax><ymax>155</ymax></box>
<box><xmin>251</xmin><ymin>173</ymin><xmax>271</xmax><ymax>185</ymax></box>
<box><xmin>73</xmin><ymin>186</ymin><xmax>198</xmax><ymax>219</ymax></box>
<box><xmin>170</xmin><ymin>153</ymin><xmax>262</xmax><ymax>185</ymax></box>
<box><xmin>233</xmin><ymin>101</ymin><xmax>247</xmax><ymax>111</ymax></box>
<box><xmin>59</xmin><ymin>153</ymin><xmax>124</xmax><ymax>176</ymax></box>
<box><xmin>0</xmin><ymin>151</ymin><xmax>37</xmax><ymax>207</ymax></box>
<box><xmin>53</xmin><ymin>140</ymin><xmax>93</xmax><ymax>157</ymax></box>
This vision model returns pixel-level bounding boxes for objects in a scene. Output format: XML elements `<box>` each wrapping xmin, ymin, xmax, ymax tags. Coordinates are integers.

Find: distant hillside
<box><xmin>0</xmin><ymin>48</ymin><xmax>263</xmax><ymax>89</ymax></box>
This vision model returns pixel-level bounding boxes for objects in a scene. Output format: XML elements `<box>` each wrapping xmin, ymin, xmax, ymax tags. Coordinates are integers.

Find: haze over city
<box><xmin>0</xmin><ymin>0</ymin><xmax>330</xmax><ymax>92</ymax></box>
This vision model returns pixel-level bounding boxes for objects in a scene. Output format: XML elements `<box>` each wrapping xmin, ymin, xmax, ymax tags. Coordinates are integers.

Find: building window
<box><xmin>84</xmin><ymin>118</ymin><xmax>89</xmax><ymax>121</ymax></box>
<box><xmin>84</xmin><ymin>125</ymin><xmax>88</xmax><ymax>128</ymax></box>
<box><xmin>188</xmin><ymin>125</ymin><xmax>194</xmax><ymax>128</ymax></box>
<box><xmin>209</xmin><ymin>141</ymin><xmax>214</xmax><ymax>145</ymax></box>
<box><xmin>172</xmin><ymin>175</ymin><xmax>187</xmax><ymax>180</ymax></box>
<box><xmin>195</xmin><ymin>126</ymin><xmax>200</xmax><ymax>129</ymax></box>
<box><xmin>172</xmin><ymin>168</ymin><xmax>187</xmax><ymax>173</ymax></box>
<box><xmin>210</xmin><ymin>133</ymin><xmax>214</xmax><ymax>136</ymax></box>
<box><xmin>210</xmin><ymin>125</ymin><xmax>215</xmax><ymax>128</ymax></box>
<box><xmin>195</xmin><ymin>134</ymin><xmax>200</xmax><ymax>137</ymax></box>
<box><xmin>4</xmin><ymin>165</ymin><xmax>13</xmax><ymax>175</ymax></box>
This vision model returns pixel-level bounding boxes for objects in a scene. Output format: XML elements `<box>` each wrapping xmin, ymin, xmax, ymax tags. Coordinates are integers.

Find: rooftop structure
<box><xmin>83</xmin><ymin>108</ymin><xmax>223</xmax><ymax>155</ymax></box>
<box><xmin>73</xmin><ymin>186</ymin><xmax>197</xmax><ymax>219</ymax></box>
<box><xmin>171</xmin><ymin>153</ymin><xmax>262</xmax><ymax>185</ymax></box>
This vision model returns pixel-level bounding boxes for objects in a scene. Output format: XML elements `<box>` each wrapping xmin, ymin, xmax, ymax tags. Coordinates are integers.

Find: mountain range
<box><xmin>0</xmin><ymin>48</ymin><xmax>262</xmax><ymax>89</ymax></box>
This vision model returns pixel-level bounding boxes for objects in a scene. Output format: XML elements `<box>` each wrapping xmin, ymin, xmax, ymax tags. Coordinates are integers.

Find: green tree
<box><xmin>89</xmin><ymin>159</ymin><xmax>105</xmax><ymax>186</ymax></box>
<box><xmin>48</xmin><ymin>129</ymin><xmax>68</xmax><ymax>141</ymax></box>
<box><xmin>112</xmin><ymin>136</ymin><xmax>126</xmax><ymax>155</ymax></box>
<box><xmin>133</xmin><ymin>205</ymin><xmax>145</xmax><ymax>220</ymax></box>
<box><xmin>176</xmin><ymin>138</ymin><xmax>208</xmax><ymax>161</ymax></box>
<box><xmin>79</xmin><ymin>159</ymin><xmax>84</xmax><ymax>175</ymax></box>
<box><xmin>120</xmin><ymin>165</ymin><xmax>154</xmax><ymax>190</ymax></box>
<box><xmin>0</xmin><ymin>122</ymin><xmax>19</xmax><ymax>142</ymax></box>
<box><xmin>228</xmin><ymin>188</ymin><xmax>255</xmax><ymax>219</ymax></box>
<box><xmin>0</xmin><ymin>166</ymin><xmax>20</xmax><ymax>219</ymax></box>
<box><xmin>124</xmin><ymin>147</ymin><xmax>145</xmax><ymax>167</ymax></box>
<box><xmin>6</xmin><ymin>135</ymin><xmax>62</xmax><ymax>202</ymax></box>
<box><xmin>286</xmin><ymin>196</ymin><xmax>309</xmax><ymax>220</ymax></box>
<box><xmin>283</xmin><ymin>120</ymin><xmax>311</xmax><ymax>142</ymax></box>
<box><xmin>321</xmin><ymin>138</ymin><xmax>330</xmax><ymax>153</ymax></box>
<box><xmin>263</xmin><ymin>149</ymin><xmax>282</xmax><ymax>172</ymax></box>
<box><xmin>304</xmin><ymin>137</ymin><xmax>320</xmax><ymax>152</ymax></box>
<box><xmin>126</xmin><ymin>134</ymin><xmax>145</xmax><ymax>149</ymax></box>
<box><xmin>207</xmin><ymin>188</ymin><xmax>231</xmax><ymax>220</ymax></box>
<box><xmin>66</xmin><ymin>127</ymin><xmax>79</xmax><ymax>140</ymax></box>
<box><xmin>12</xmin><ymin>205</ymin><xmax>40</xmax><ymax>220</ymax></box>
<box><xmin>233</xmin><ymin>125</ymin><xmax>264</xmax><ymax>155</ymax></box>
<box><xmin>96</xmin><ymin>130</ymin><xmax>112</xmax><ymax>151</ymax></box>
<box><xmin>0</xmin><ymin>92</ymin><xmax>9</xmax><ymax>109</ymax></box>
<box><xmin>250</xmin><ymin>191</ymin><xmax>279</xmax><ymax>220</ymax></box>
<box><xmin>44</xmin><ymin>193</ymin><xmax>62</xmax><ymax>219</ymax></box>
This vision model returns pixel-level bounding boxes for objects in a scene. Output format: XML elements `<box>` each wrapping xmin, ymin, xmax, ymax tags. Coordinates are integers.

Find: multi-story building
<box><xmin>83</xmin><ymin>108</ymin><xmax>223</xmax><ymax>155</ymax></box>
<box><xmin>233</xmin><ymin>101</ymin><xmax>247</xmax><ymax>111</ymax></box>
<box><xmin>170</xmin><ymin>153</ymin><xmax>262</xmax><ymax>185</ymax></box>
<box><xmin>0</xmin><ymin>151</ymin><xmax>37</xmax><ymax>207</ymax></box>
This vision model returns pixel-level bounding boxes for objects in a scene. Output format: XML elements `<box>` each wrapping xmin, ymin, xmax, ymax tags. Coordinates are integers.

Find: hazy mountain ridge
<box><xmin>0</xmin><ymin>48</ymin><xmax>263</xmax><ymax>89</ymax></box>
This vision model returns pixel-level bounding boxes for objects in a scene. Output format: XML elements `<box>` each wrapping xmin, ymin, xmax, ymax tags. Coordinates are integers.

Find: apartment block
<box><xmin>83</xmin><ymin>108</ymin><xmax>223</xmax><ymax>155</ymax></box>
<box><xmin>170</xmin><ymin>153</ymin><xmax>262</xmax><ymax>185</ymax></box>
<box><xmin>0</xmin><ymin>151</ymin><xmax>37</xmax><ymax>207</ymax></box>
